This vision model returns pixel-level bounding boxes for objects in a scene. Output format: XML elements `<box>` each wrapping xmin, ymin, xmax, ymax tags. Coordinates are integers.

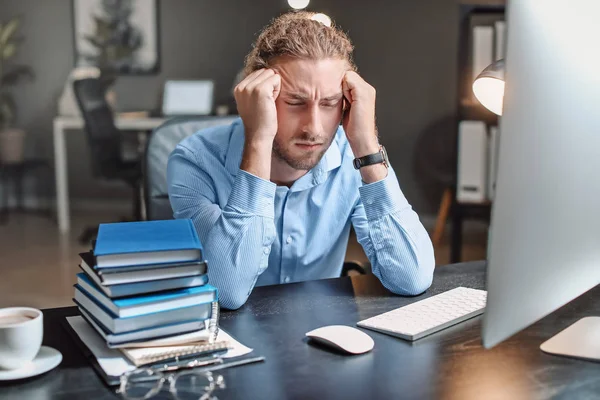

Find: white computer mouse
<box><xmin>305</xmin><ymin>325</ymin><xmax>374</xmax><ymax>354</ymax></box>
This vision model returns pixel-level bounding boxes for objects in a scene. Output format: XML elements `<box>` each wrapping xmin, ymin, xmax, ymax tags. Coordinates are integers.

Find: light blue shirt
<box><xmin>167</xmin><ymin>118</ymin><xmax>435</xmax><ymax>309</ymax></box>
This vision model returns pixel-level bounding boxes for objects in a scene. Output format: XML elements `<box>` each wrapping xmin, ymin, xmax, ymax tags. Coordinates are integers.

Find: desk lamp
<box><xmin>472</xmin><ymin>59</ymin><xmax>505</xmax><ymax>116</ymax></box>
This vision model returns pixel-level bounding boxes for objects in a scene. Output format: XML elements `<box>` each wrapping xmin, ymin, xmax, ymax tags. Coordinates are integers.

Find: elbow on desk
<box><xmin>216</xmin><ymin>288</ymin><xmax>251</xmax><ymax>310</ymax></box>
<box><xmin>388</xmin><ymin>272</ymin><xmax>433</xmax><ymax>297</ymax></box>
<box><xmin>408</xmin><ymin>255</ymin><xmax>436</xmax><ymax>295</ymax></box>
<box><xmin>405</xmin><ymin>242</ymin><xmax>436</xmax><ymax>295</ymax></box>
<box><xmin>406</xmin><ymin>272</ymin><xmax>434</xmax><ymax>296</ymax></box>
<box><xmin>380</xmin><ymin>257</ymin><xmax>435</xmax><ymax>297</ymax></box>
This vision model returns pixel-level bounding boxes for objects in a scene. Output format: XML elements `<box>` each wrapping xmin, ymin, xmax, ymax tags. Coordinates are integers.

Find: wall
<box><xmin>0</xmin><ymin>0</ymin><xmax>465</xmax><ymax>214</ymax></box>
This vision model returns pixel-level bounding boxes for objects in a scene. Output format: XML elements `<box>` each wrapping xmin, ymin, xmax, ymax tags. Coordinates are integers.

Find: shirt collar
<box><xmin>225</xmin><ymin>120</ymin><xmax>343</xmax><ymax>190</ymax></box>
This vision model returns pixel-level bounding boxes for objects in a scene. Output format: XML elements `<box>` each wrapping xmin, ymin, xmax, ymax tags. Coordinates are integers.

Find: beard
<box><xmin>272</xmin><ymin>131</ymin><xmax>335</xmax><ymax>171</ymax></box>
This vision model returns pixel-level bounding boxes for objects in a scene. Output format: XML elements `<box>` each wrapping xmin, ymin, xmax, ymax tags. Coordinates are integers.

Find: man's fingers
<box><xmin>243</xmin><ymin>69</ymin><xmax>276</xmax><ymax>93</ymax></box>
<box><xmin>342</xmin><ymin>79</ymin><xmax>353</xmax><ymax>104</ymax></box>
<box><xmin>343</xmin><ymin>70</ymin><xmax>375</xmax><ymax>102</ymax></box>
<box><xmin>265</xmin><ymin>73</ymin><xmax>282</xmax><ymax>100</ymax></box>
<box><xmin>236</xmin><ymin>69</ymin><xmax>267</xmax><ymax>92</ymax></box>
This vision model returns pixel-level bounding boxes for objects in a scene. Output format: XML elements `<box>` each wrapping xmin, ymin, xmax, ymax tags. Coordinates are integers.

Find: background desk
<box><xmin>52</xmin><ymin>116</ymin><xmax>166</xmax><ymax>233</ymax></box>
<box><xmin>2</xmin><ymin>261</ymin><xmax>598</xmax><ymax>399</ymax></box>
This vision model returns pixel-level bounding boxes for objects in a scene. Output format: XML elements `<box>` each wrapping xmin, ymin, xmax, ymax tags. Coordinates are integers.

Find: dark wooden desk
<box><xmin>1</xmin><ymin>261</ymin><xmax>598</xmax><ymax>399</ymax></box>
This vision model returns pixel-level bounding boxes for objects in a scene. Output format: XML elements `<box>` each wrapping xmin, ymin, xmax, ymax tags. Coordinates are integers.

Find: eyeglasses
<box><xmin>118</xmin><ymin>354</ymin><xmax>265</xmax><ymax>399</ymax></box>
<box><xmin>118</xmin><ymin>367</ymin><xmax>225</xmax><ymax>400</ymax></box>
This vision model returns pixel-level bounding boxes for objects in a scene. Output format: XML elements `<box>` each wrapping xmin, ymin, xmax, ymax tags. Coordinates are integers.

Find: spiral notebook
<box><xmin>120</xmin><ymin>340</ymin><xmax>231</xmax><ymax>367</ymax></box>
<box><xmin>118</xmin><ymin>301</ymin><xmax>226</xmax><ymax>366</ymax></box>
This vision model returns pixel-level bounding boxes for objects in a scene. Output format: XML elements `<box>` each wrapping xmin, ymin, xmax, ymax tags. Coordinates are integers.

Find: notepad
<box><xmin>120</xmin><ymin>340</ymin><xmax>231</xmax><ymax>367</ymax></box>
<box><xmin>65</xmin><ymin>316</ymin><xmax>254</xmax><ymax>383</ymax></box>
<box><xmin>94</xmin><ymin>220</ymin><xmax>203</xmax><ymax>268</ymax></box>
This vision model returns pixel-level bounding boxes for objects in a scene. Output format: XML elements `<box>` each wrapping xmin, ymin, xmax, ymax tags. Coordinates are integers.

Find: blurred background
<box><xmin>0</xmin><ymin>0</ymin><xmax>503</xmax><ymax>308</ymax></box>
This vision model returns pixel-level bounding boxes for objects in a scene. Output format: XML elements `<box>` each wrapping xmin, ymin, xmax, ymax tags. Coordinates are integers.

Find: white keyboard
<box><xmin>357</xmin><ymin>287</ymin><xmax>487</xmax><ymax>341</ymax></box>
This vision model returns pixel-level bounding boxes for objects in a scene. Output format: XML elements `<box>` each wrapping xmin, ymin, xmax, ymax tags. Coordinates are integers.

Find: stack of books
<box><xmin>73</xmin><ymin>219</ymin><xmax>222</xmax><ymax>353</ymax></box>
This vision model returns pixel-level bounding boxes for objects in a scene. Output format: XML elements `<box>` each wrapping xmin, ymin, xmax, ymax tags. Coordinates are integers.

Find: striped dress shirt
<box><xmin>167</xmin><ymin>118</ymin><xmax>435</xmax><ymax>309</ymax></box>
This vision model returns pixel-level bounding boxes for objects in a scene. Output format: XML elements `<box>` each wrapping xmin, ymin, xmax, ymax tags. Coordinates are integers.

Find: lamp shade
<box><xmin>472</xmin><ymin>59</ymin><xmax>506</xmax><ymax>115</ymax></box>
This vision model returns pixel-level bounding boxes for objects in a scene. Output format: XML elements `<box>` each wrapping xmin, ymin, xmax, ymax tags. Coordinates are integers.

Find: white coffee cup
<box><xmin>0</xmin><ymin>307</ymin><xmax>43</xmax><ymax>370</ymax></box>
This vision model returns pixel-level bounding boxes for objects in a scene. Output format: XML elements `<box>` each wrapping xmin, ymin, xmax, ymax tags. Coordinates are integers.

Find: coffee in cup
<box><xmin>0</xmin><ymin>307</ymin><xmax>43</xmax><ymax>370</ymax></box>
<box><xmin>0</xmin><ymin>314</ymin><xmax>34</xmax><ymax>326</ymax></box>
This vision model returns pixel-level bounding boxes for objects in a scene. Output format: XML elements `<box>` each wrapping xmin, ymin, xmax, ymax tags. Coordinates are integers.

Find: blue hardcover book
<box><xmin>94</xmin><ymin>219</ymin><xmax>203</xmax><ymax>268</ymax></box>
<box><xmin>79</xmin><ymin>252</ymin><xmax>208</xmax><ymax>286</ymax></box>
<box><xmin>73</xmin><ymin>286</ymin><xmax>212</xmax><ymax>334</ymax></box>
<box><xmin>78</xmin><ymin>264</ymin><xmax>208</xmax><ymax>298</ymax></box>
<box><xmin>75</xmin><ymin>274</ymin><xmax>217</xmax><ymax>318</ymax></box>
<box><xmin>78</xmin><ymin>306</ymin><xmax>206</xmax><ymax>347</ymax></box>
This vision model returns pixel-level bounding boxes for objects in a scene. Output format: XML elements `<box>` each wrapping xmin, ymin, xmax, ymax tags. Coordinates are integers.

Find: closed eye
<box><xmin>321</xmin><ymin>101</ymin><xmax>341</xmax><ymax>108</ymax></box>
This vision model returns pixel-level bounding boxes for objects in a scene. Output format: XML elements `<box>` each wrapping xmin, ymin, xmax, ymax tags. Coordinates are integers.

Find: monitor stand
<box><xmin>540</xmin><ymin>317</ymin><xmax>600</xmax><ymax>362</ymax></box>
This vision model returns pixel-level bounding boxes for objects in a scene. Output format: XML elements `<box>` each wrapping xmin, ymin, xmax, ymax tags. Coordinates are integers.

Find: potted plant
<box><xmin>0</xmin><ymin>16</ymin><xmax>34</xmax><ymax>164</ymax></box>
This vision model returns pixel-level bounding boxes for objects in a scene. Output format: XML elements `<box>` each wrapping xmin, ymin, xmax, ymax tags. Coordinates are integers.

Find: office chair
<box><xmin>72</xmin><ymin>77</ymin><xmax>143</xmax><ymax>245</ymax></box>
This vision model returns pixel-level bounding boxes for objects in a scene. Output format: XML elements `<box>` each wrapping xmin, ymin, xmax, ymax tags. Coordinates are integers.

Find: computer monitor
<box><xmin>482</xmin><ymin>0</ymin><xmax>600</xmax><ymax>359</ymax></box>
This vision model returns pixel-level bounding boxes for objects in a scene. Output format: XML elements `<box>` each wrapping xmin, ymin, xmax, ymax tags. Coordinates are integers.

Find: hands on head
<box><xmin>234</xmin><ymin>67</ymin><xmax>376</xmax><ymax>147</ymax></box>
<box><xmin>235</xmin><ymin>63</ymin><xmax>382</xmax><ymax>183</ymax></box>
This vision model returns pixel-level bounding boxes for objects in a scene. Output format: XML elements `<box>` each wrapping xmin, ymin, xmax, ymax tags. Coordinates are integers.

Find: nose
<box><xmin>302</xmin><ymin>105</ymin><xmax>322</xmax><ymax>138</ymax></box>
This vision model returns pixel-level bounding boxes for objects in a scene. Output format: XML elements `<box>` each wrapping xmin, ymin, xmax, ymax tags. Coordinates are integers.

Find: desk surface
<box><xmin>1</xmin><ymin>261</ymin><xmax>598</xmax><ymax>399</ymax></box>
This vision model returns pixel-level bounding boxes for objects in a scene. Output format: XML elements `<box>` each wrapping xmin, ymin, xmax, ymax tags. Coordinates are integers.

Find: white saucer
<box><xmin>0</xmin><ymin>346</ymin><xmax>62</xmax><ymax>381</ymax></box>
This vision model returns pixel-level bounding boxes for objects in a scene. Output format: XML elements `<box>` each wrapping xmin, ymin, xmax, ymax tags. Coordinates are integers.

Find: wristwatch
<box><xmin>353</xmin><ymin>145</ymin><xmax>389</xmax><ymax>170</ymax></box>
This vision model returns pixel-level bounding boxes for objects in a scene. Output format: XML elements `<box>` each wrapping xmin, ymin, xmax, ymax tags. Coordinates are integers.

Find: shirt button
<box><xmin>286</xmin><ymin>236</ymin><xmax>293</xmax><ymax>244</ymax></box>
<box><xmin>367</xmin><ymin>198</ymin><xmax>374</xmax><ymax>205</ymax></box>
<box><xmin>263</xmin><ymin>247</ymin><xmax>270</xmax><ymax>255</ymax></box>
<box><xmin>284</xmin><ymin>277</ymin><xmax>291</xmax><ymax>283</ymax></box>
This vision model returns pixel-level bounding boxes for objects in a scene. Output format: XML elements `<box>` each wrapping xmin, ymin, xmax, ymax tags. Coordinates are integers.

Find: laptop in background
<box><xmin>160</xmin><ymin>80</ymin><xmax>215</xmax><ymax>117</ymax></box>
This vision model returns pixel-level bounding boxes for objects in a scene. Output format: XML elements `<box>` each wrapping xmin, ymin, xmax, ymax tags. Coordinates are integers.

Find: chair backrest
<box><xmin>72</xmin><ymin>78</ymin><xmax>122</xmax><ymax>178</ymax></box>
<box><xmin>144</xmin><ymin>116</ymin><xmax>239</xmax><ymax>220</ymax></box>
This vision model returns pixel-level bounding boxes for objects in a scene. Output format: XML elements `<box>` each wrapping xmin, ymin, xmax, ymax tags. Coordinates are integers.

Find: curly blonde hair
<box><xmin>243</xmin><ymin>11</ymin><xmax>356</xmax><ymax>77</ymax></box>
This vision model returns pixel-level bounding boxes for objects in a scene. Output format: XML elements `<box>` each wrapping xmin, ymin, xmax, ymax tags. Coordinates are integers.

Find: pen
<box><xmin>152</xmin><ymin>355</ymin><xmax>223</xmax><ymax>372</ymax></box>
<box><xmin>199</xmin><ymin>356</ymin><xmax>266</xmax><ymax>373</ymax></box>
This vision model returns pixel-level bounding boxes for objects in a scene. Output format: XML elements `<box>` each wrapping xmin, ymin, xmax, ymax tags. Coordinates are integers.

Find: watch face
<box><xmin>381</xmin><ymin>146</ymin><xmax>389</xmax><ymax>167</ymax></box>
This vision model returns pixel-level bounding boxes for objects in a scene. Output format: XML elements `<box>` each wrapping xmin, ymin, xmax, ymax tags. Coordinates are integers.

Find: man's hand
<box><xmin>342</xmin><ymin>71</ymin><xmax>387</xmax><ymax>183</ymax></box>
<box><xmin>342</xmin><ymin>71</ymin><xmax>379</xmax><ymax>158</ymax></box>
<box><xmin>234</xmin><ymin>69</ymin><xmax>281</xmax><ymax>146</ymax></box>
<box><xmin>234</xmin><ymin>69</ymin><xmax>281</xmax><ymax>180</ymax></box>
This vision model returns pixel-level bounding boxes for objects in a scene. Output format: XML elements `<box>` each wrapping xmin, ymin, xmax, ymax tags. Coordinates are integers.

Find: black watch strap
<box><xmin>353</xmin><ymin>146</ymin><xmax>388</xmax><ymax>170</ymax></box>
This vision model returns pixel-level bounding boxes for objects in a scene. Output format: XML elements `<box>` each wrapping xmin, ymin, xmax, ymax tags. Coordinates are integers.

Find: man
<box><xmin>167</xmin><ymin>12</ymin><xmax>435</xmax><ymax>309</ymax></box>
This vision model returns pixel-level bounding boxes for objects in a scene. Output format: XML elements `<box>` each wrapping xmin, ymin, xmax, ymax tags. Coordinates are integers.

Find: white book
<box><xmin>457</xmin><ymin>121</ymin><xmax>488</xmax><ymax>203</ymax></box>
<box><xmin>472</xmin><ymin>26</ymin><xmax>494</xmax><ymax>82</ymax></box>
<box><xmin>495</xmin><ymin>21</ymin><xmax>506</xmax><ymax>61</ymax></box>
<box><xmin>488</xmin><ymin>125</ymin><xmax>501</xmax><ymax>199</ymax></box>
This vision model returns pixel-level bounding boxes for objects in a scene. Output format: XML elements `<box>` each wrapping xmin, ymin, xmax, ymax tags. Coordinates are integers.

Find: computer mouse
<box><xmin>305</xmin><ymin>325</ymin><xmax>374</xmax><ymax>354</ymax></box>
